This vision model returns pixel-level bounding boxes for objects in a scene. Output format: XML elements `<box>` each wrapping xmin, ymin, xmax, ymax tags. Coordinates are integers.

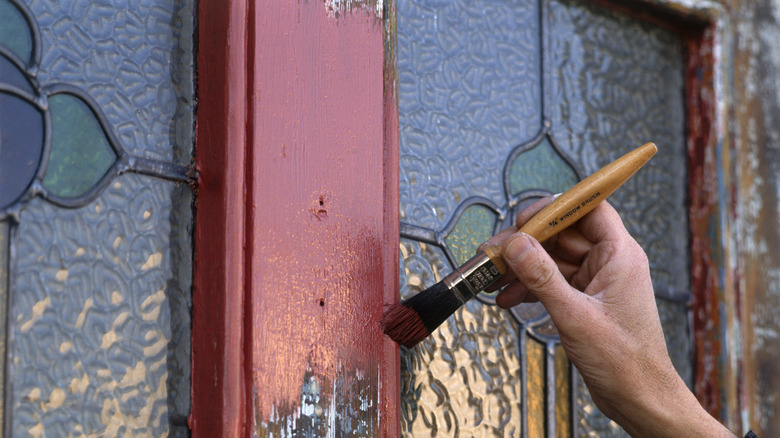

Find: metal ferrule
<box><xmin>442</xmin><ymin>252</ymin><xmax>503</xmax><ymax>304</ymax></box>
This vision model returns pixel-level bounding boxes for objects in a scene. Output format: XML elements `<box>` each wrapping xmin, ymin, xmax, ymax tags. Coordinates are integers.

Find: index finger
<box><xmin>574</xmin><ymin>201</ymin><xmax>631</xmax><ymax>244</ymax></box>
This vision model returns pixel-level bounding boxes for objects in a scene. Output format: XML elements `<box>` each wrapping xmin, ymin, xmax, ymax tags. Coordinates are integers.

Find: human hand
<box><xmin>483</xmin><ymin>197</ymin><xmax>734</xmax><ymax>437</ymax></box>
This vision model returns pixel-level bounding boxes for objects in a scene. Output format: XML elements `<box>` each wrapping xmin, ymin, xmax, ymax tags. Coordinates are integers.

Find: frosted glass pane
<box><xmin>11</xmin><ymin>174</ymin><xmax>192</xmax><ymax>437</ymax></box>
<box><xmin>398</xmin><ymin>0</ymin><xmax>542</xmax><ymax>231</ymax></box>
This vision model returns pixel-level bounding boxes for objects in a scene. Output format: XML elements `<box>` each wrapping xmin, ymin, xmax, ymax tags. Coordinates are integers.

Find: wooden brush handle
<box><xmin>484</xmin><ymin>142</ymin><xmax>657</xmax><ymax>274</ymax></box>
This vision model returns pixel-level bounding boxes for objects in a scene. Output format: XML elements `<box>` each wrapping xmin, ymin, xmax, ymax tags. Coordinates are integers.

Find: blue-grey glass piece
<box><xmin>10</xmin><ymin>173</ymin><xmax>192</xmax><ymax>437</ymax></box>
<box><xmin>0</xmin><ymin>0</ymin><xmax>33</xmax><ymax>64</ymax></box>
<box><xmin>0</xmin><ymin>91</ymin><xmax>44</xmax><ymax>210</ymax></box>
<box><xmin>0</xmin><ymin>52</ymin><xmax>35</xmax><ymax>95</ymax></box>
<box><xmin>398</xmin><ymin>0</ymin><xmax>542</xmax><ymax>231</ymax></box>
<box><xmin>546</xmin><ymin>0</ymin><xmax>689</xmax><ymax>434</ymax></box>
<box><xmin>27</xmin><ymin>0</ymin><xmax>195</xmax><ymax>165</ymax></box>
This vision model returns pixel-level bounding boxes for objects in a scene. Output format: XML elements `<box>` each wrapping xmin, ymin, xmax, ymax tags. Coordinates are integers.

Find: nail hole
<box><xmin>319</xmin><ymin>299</ymin><xmax>325</xmax><ymax>307</ymax></box>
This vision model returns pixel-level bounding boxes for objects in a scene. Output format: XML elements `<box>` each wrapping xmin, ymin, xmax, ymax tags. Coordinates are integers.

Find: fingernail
<box><xmin>504</xmin><ymin>233</ymin><xmax>533</xmax><ymax>263</ymax></box>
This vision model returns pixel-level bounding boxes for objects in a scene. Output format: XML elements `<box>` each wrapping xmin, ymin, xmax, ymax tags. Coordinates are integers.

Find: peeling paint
<box><xmin>255</xmin><ymin>358</ymin><xmax>381</xmax><ymax>437</ymax></box>
<box><xmin>322</xmin><ymin>0</ymin><xmax>383</xmax><ymax>19</ymax></box>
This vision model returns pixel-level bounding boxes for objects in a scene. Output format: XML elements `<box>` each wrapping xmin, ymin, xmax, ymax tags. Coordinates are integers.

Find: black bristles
<box><xmin>381</xmin><ymin>281</ymin><xmax>465</xmax><ymax>348</ymax></box>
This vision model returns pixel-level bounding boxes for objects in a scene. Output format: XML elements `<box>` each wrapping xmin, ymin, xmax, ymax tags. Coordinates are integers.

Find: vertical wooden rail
<box><xmin>191</xmin><ymin>0</ymin><xmax>248</xmax><ymax>435</ymax></box>
<box><xmin>249</xmin><ymin>0</ymin><xmax>398</xmax><ymax>434</ymax></box>
<box><xmin>193</xmin><ymin>0</ymin><xmax>399</xmax><ymax>435</ymax></box>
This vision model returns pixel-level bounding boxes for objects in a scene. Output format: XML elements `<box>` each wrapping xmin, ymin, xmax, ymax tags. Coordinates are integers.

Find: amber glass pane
<box><xmin>526</xmin><ymin>337</ymin><xmax>544</xmax><ymax>437</ymax></box>
<box><xmin>555</xmin><ymin>344</ymin><xmax>571</xmax><ymax>438</ymax></box>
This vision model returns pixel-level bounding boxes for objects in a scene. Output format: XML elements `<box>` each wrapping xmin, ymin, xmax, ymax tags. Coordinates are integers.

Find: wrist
<box><xmin>619</xmin><ymin>375</ymin><xmax>735</xmax><ymax>438</ymax></box>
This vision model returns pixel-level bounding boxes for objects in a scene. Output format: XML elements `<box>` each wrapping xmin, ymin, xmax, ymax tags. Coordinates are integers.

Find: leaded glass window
<box><xmin>0</xmin><ymin>0</ymin><xmax>194</xmax><ymax>435</ymax></box>
<box><xmin>398</xmin><ymin>0</ymin><xmax>689</xmax><ymax>436</ymax></box>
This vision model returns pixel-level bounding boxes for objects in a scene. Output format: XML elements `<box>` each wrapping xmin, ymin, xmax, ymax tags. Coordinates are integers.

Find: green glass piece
<box><xmin>443</xmin><ymin>204</ymin><xmax>496</xmax><ymax>266</ymax></box>
<box><xmin>42</xmin><ymin>93</ymin><xmax>117</xmax><ymax>198</ymax></box>
<box><xmin>509</xmin><ymin>137</ymin><xmax>578</xmax><ymax>196</ymax></box>
<box><xmin>0</xmin><ymin>0</ymin><xmax>33</xmax><ymax>63</ymax></box>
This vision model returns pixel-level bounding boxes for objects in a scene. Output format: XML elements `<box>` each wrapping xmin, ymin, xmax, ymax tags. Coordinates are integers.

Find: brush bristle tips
<box><xmin>381</xmin><ymin>303</ymin><xmax>428</xmax><ymax>348</ymax></box>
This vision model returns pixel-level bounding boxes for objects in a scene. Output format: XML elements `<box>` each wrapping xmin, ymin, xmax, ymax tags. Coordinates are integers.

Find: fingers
<box><xmin>501</xmin><ymin>232</ymin><xmax>579</xmax><ymax>313</ymax></box>
<box><xmin>495</xmin><ymin>283</ymin><xmax>538</xmax><ymax>308</ymax></box>
<box><xmin>575</xmin><ymin>201</ymin><xmax>630</xmax><ymax>244</ymax></box>
<box><xmin>514</xmin><ymin>196</ymin><xmax>554</xmax><ymax>229</ymax></box>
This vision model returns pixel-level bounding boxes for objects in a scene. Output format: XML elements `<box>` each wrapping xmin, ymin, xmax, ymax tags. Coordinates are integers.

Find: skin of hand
<box><xmin>480</xmin><ymin>197</ymin><xmax>735</xmax><ymax>438</ymax></box>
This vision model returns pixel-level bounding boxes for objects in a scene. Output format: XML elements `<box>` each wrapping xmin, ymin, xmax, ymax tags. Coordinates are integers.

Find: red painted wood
<box><xmin>249</xmin><ymin>0</ymin><xmax>399</xmax><ymax>435</ymax></box>
<box><xmin>191</xmin><ymin>0</ymin><xmax>248</xmax><ymax>435</ymax></box>
<box><xmin>686</xmin><ymin>25</ymin><xmax>728</xmax><ymax>422</ymax></box>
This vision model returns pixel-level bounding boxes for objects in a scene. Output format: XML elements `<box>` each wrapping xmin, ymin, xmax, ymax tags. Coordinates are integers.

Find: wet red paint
<box><xmin>191</xmin><ymin>0</ymin><xmax>249</xmax><ymax>436</ymax></box>
<box><xmin>248</xmin><ymin>0</ymin><xmax>398</xmax><ymax>435</ymax></box>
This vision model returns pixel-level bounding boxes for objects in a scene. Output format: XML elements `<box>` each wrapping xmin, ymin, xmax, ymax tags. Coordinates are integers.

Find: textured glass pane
<box><xmin>443</xmin><ymin>204</ymin><xmax>496</xmax><ymax>265</ymax></box>
<box><xmin>398</xmin><ymin>0</ymin><xmax>542</xmax><ymax>231</ymax></box>
<box><xmin>508</xmin><ymin>137</ymin><xmax>578</xmax><ymax>196</ymax></box>
<box><xmin>0</xmin><ymin>91</ymin><xmax>44</xmax><ymax>210</ymax></box>
<box><xmin>28</xmin><ymin>0</ymin><xmax>195</xmax><ymax>165</ymax></box>
<box><xmin>42</xmin><ymin>93</ymin><xmax>116</xmax><ymax>198</ymax></box>
<box><xmin>546</xmin><ymin>0</ymin><xmax>690</xmax><ymax>434</ymax></box>
<box><xmin>0</xmin><ymin>0</ymin><xmax>32</xmax><ymax>63</ymax></box>
<box><xmin>10</xmin><ymin>173</ymin><xmax>192</xmax><ymax>437</ymax></box>
<box><xmin>400</xmin><ymin>239</ymin><xmax>522</xmax><ymax>436</ymax></box>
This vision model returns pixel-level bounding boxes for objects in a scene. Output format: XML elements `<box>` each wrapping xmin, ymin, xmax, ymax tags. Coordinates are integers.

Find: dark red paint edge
<box><xmin>685</xmin><ymin>25</ymin><xmax>731</xmax><ymax>423</ymax></box>
<box><xmin>191</xmin><ymin>0</ymin><xmax>248</xmax><ymax>435</ymax></box>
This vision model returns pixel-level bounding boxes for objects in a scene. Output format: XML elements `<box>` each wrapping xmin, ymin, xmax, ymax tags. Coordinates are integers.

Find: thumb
<box><xmin>502</xmin><ymin>233</ymin><xmax>577</xmax><ymax>313</ymax></box>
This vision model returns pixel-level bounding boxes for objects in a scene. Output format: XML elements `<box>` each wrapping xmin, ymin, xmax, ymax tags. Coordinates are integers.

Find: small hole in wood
<box><xmin>319</xmin><ymin>299</ymin><xmax>325</xmax><ymax>307</ymax></box>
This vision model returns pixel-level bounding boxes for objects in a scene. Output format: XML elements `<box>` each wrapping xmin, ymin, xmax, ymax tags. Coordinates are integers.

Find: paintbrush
<box><xmin>382</xmin><ymin>142</ymin><xmax>658</xmax><ymax>348</ymax></box>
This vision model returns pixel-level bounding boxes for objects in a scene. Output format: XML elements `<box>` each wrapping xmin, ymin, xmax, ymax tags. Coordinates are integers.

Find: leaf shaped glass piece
<box><xmin>0</xmin><ymin>92</ymin><xmax>44</xmax><ymax>210</ymax></box>
<box><xmin>508</xmin><ymin>136</ymin><xmax>578</xmax><ymax>196</ymax></box>
<box><xmin>0</xmin><ymin>0</ymin><xmax>33</xmax><ymax>64</ymax></box>
<box><xmin>42</xmin><ymin>93</ymin><xmax>117</xmax><ymax>198</ymax></box>
<box><xmin>443</xmin><ymin>204</ymin><xmax>496</xmax><ymax>266</ymax></box>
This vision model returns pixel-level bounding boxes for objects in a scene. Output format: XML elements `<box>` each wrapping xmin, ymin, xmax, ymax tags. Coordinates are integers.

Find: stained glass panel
<box><xmin>546</xmin><ymin>0</ymin><xmax>689</xmax><ymax>434</ymax></box>
<box><xmin>399</xmin><ymin>0</ymin><xmax>690</xmax><ymax>435</ymax></box>
<box><xmin>0</xmin><ymin>0</ymin><xmax>194</xmax><ymax>435</ymax></box>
